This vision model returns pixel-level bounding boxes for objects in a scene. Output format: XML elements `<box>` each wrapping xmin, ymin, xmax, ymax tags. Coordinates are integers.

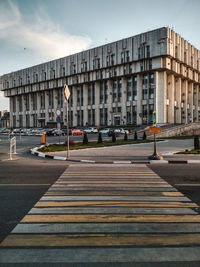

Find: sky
<box><xmin>0</xmin><ymin>0</ymin><xmax>200</xmax><ymax>110</ymax></box>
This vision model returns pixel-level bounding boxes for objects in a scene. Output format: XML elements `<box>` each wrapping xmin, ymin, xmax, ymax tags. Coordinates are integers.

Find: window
<box><xmin>13</xmin><ymin>97</ymin><xmax>16</xmax><ymax>112</ymax></box>
<box><xmin>106</xmin><ymin>56</ymin><xmax>109</xmax><ymax>66</ymax></box>
<box><xmin>126</xmin><ymin>50</ymin><xmax>130</xmax><ymax>62</ymax></box>
<box><xmin>112</xmin><ymin>80</ymin><xmax>117</xmax><ymax>102</ymax></box>
<box><xmin>138</xmin><ymin>47</ymin><xmax>142</xmax><ymax>59</ymax></box>
<box><xmin>33</xmin><ymin>93</ymin><xmax>37</xmax><ymax>110</ymax></box>
<box><xmin>149</xmin><ymin>104</ymin><xmax>154</xmax><ymax>123</ymax></box>
<box><xmin>49</xmin><ymin>90</ymin><xmax>54</xmax><ymax>108</ymax></box>
<box><xmin>121</xmin><ymin>51</ymin><xmax>124</xmax><ymax>63</ymax></box>
<box><xmin>142</xmin><ymin>105</ymin><xmax>147</xmax><ymax>124</ymax></box>
<box><xmin>126</xmin><ymin>77</ymin><xmax>132</xmax><ymax>101</ymax></box>
<box><xmin>132</xmin><ymin>106</ymin><xmax>137</xmax><ymax>124</ymax></box>
<box><xmin>132</xmin><ymin>76</ymin><xmax>137</xmax><ymax>101</ymax></box>
<box><xmin>25</xmin><ymin>94</ymin><xmax>30</xmax><ymax>111</ymax></box>
<box><xmin>111</xmin><ymin>54</ymin><xmax>115</xmax><ymax>65</ymax></box>
<box><xmin>142</xmin><ymin>74</ymin><xmax>148</xmax><ymax>100</ymax></box>
<box><xmin>149</xmin><ymin>59</ymin><xmax>152</xmax><ymax>70</ymax></box>
<box><xmin>57</xmin><ymin>88</ymin><xmax>63</xmax><ymax>108</ymax></box>
<box><xmin>19</xmin><ymin>96</ymin><xmax>23</xmax><ymax>112</ymax></box>
<box><xmin>118</xmin><ymin>79</ymin><xmax>122</xmax><ymax>102</ymax></box>
<box><xmin>175</xmin><ymin>46</ymin><xmax>178</xmax><ymax>58</ymax></box>
<box><xmin>146</xmin><ymin>46</ymin><xmax>150</xmax><ymax>57</ymax></box>
<box><xmin>126</xmin><ymin>106</ymin><xmax>131</xmax><ymax>125</ymax></box>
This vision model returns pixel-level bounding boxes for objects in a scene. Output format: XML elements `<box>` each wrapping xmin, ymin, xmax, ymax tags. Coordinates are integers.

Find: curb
<box><xmin>30</xmin><ymin>146</ymin><xmax>200</xmax><ymax>164</ymax></box>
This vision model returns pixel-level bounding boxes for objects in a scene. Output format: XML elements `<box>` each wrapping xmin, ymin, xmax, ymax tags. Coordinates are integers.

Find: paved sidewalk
<box><xmin>1</xmin><ymin>164</ymin><xmax>200</xmax><ymax>264</ymax></box>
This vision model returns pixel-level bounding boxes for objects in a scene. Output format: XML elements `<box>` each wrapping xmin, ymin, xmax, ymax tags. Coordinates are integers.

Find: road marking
<box><xmin>21</xmin><ymin>214</ymin><xmax>200</xmax><ymax>223</ymax></box>
<box><xmin>12</xmin><ymin>222</ymin><xmax>200</xmax><ymax>234</ymax></box>
<box><xmin>2</xmin><ymin>233</ymin><xmax>200</xmax><ymax>247</ymax></box>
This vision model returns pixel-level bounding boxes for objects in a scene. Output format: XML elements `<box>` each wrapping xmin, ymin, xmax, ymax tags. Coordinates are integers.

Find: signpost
<box><xmin>148</xmin><ymin>111</ymin><xmax>163</xmax><ymax>160</ymax></box>
<box><xmin>10</xmin><ymin>136</ymin><xmax>16</xmax><ymax>160</ymax></box>
<box><xmin>64</xmin><ymin>84</ymin><xmax>70</xmax><ymax>158</ymax></box>
<box><xmin>56</xmin><ymin>109</ymin><xmax>61</xmax><ymax>144</ymax></box>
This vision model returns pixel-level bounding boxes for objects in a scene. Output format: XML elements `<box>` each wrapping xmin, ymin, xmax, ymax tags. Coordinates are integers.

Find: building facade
<box><xmin>0</xmin><ymin>27</ymin><xmax>200</xmax><ymax>128</ymax></box>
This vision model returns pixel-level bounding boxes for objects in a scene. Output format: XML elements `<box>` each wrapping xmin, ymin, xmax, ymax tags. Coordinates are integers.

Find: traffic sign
<box><xmin>149</xmin><ymin>127</ymin><xmax>161</xmax><ymax>134</ymax></box>
<box><xmin>64</xmin><ymin>84</ymin><xmax>70</xmax><ymax>101</ymax></box>
<box><xmin>56</xmin><ymin>109</ymin><xmax>61</xmax><ymax>117</ymax></box>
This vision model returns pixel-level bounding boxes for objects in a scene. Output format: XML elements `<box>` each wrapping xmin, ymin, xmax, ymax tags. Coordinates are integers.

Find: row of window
<box><xmin>13</xmin><ymin>104</ymin><xmax>154</xmax><ymax>128</ymax></box>
<box><xmin>12</xmin><ymin>74</ymin><xmax>155</xmax><ymax>112</ymax></box>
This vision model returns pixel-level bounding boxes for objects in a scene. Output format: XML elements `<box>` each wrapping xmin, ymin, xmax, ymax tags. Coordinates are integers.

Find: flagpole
<box><xmin>66</xmin><ymin>99</ymin><xmax>69</xmax><ymax>158</ymax></box>
<box><xmin>64</xmin><ymin>84</ymin><xmax>70</xmax><ymax>159</ymax></box>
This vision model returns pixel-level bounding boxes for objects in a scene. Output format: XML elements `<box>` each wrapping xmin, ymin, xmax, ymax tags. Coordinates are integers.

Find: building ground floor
<box><xmin>8</xmin><ymin>71</ymin><xmax>200</xmax><ymax>128</ymax></box>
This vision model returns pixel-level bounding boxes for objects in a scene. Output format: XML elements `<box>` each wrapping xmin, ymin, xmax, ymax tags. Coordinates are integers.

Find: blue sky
<box><xmin>0</xmin><ymin>0</ymin><xmax>200</xmax><ymax>110</ymax></box>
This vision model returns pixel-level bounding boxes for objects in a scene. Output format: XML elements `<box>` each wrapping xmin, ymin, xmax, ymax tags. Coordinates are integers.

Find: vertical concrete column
<box><xmin>44</xmin><ymin>90</ymin><xmax>49</xmax><ymax>123</ymax></box>
<box><xmin>15</xmin><ymin>95</ymin><xmax>20</xmax><ymax>128</ymax></box>
<box><xmin>156</xmin><ymin>71</ymin><xmax>167</xmax><ymax>124</ymax></box>
<box><xmin>95</xmin><ymin>81</ymin><xmax>100</xmax><ymax>126</ymax></box>
<box><xmin>72</xmin><ymin>86</ymin><xmax>77</xmax><ymax>126</ymax></box>
<box><xmin>107</xmin><ymin>80</ymin><xmax>113</xmax><ymax>125</ymax></box>
<box><xmin>188</xmin><ymin>82</ymin><xmax>193</xmax><ymax>123</ymax></box>
<box><xmin>181</xmin><ymin>80</ymin><xmax>188</xmax><ymax>124</ymax></box>
<box><xmin>83</xmin><ymin>84</ymin><xmax>88</xmax><ymax>126</ymax></box>
<box><xmin>167</xmin><ymin>74</ymin><xmax>175</xmax><ymax>123</ymax></box>
<box><xmin>193</xmin><ymin>85</ymin><xmax>198</xmax><ymax>122</ymax></box>
<box><xmin>53</xmin><ymin>89</ymin><xmax>57</xmax><ymax>122</ymax></box>
<box><xmin>137</xmin><ymin>74</ymin><xmax>142</xmax><ymax>125</ymax></box>
<box><xmin>29</xmin><ymin>93</ymin><xmax>33</xmax><ymax>127</ymax></box>
<box><xmin>9</xmin><ymin>97</ymin><xmax>13</xmax><ymax>128</ymax></box>
<box><xmin>22</xmin><ymin>94</ymin><xmax>26</xmax><ymax>127</ymax></box>
<box><xmin>121</xmin><ymin>77</ymin><xmax>126</xmax><ymax>125</ymax></box>
<box><xmin>175</xmin><ymin>77</ymin><xmax>182</xmax><ymax>124</ymax></box>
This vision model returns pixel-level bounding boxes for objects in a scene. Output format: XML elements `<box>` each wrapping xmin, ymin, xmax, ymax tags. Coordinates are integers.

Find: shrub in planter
<box><xmin>143</xmin><ymin>131</ymin><xmax>147</xmax><ymax>140</ymax></box>
<box><xmin>112</xmin><ymin>132</ymin><xmax>116</xmax><ymax>142</ymax></box>
<box><xmin>98</xmin><ymin>132</ymin><xmax>103</xmax><ymax>143</ymax></box>
<box><xmin>134</xmin><ymin>131</ymin><xmax>138</xmax><ymax>140</ymax></box>
<box><xmin>83</xmin><ymin>132</ymin><xmax>88</xmax><ymax>145</ymax></box>
<box><xmin>124</xmin><ymin>132</ymin><xmax>128</xmax><ymax>141</ymax></box>
<box><xmin>194</xmin><ymin>135</ymin><xmax>199</xmax><ymax>150</ymax></box>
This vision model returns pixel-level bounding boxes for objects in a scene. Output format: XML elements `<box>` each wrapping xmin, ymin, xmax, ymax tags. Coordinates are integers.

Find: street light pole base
<box><xmin>148</xmin><ymin>153</ymin><xmax>163</xmax><ymax>160</ymax></box>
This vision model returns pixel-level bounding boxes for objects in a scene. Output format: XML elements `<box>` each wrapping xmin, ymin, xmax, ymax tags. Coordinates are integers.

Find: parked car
<box><xmin>69</xmin><ymin>129</ymin><xmax>83</xmax><ymax>136</ymax></box>
<box><xmin>52</xmin><ymin>129</ymin><xmax>65</xmax><ymax>136</ymax></box>
<box><xmin>99</xmin><ymin>128</ymin><xmax>110</xmax><ymax>134</ymax></box>
<box><xmin>46</xmin><ymin>129</ymin><xmax>55</xmax><ymax>136</ymax></box>
<box><xmin>84</xmin><ymin>127</ymin><xmax>98</xmax><ymax>134</ymax></box>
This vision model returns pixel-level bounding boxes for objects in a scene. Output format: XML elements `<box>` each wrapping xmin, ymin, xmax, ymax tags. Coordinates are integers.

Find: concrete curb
<box><xmin>30</xmin><ymin>145</ymin><xmax>200</xmax><ymax>164</ymax></box>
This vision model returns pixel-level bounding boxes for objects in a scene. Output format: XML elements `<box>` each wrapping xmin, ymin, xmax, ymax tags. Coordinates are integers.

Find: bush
<box><xmin>134</xmin><ymin>131</ymin><xmax>138</xmax><ymax>140</ymax></box>
<box><xmin>83</xmin><ymin>132</ymin><xmax>88</xmax><ymax>145</ymax></box>
<box><xmin>143</xmin><ymin>131</ymin><xmax>147</xmax><ymax>140</ymax></box>
<box><xmin>112</xmin><ymin>132</ymin><xmax>116</xmax><ymax>142</ymax></box>
<box><xmin>65</xmin><ymin>139</ymin><xmax>75</xmax><ymax>147</ymax></box>
<box><xmin>98</xmin><ymin>132</ymin><xmax>103</xmax><ymax>143</ymax></box>
<box><xmin>124</xmin><ymin>132</ymin><xmax>128</xmax><ymax>141</ymax></box>
<box><xmin>194</xmin><ymin>135</ymin><xmax>199</xmax><ymax>150</ymax></box>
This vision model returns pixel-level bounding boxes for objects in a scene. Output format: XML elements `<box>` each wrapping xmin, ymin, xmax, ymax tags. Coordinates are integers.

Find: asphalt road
<box><xmin>1</xmin><ymin>134</ymin><xmax>200</xmax><ymax>266</ymax></box>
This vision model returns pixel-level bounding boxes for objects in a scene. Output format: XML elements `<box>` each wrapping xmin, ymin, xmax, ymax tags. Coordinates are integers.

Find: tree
<box><xmin>124</xmin><ymin>132</ymin><xmax>128</xmax><ymax>141</ymax></box>
<box><xmin>143</xmin><ymin>131</ymin><xmax>147</xmax><ymax>140</ymax></box>
<box><xmin>134</xmin><ymin>131</ymin><xmax>138</xmax><ymax>140</ymax></box>
<box><xmin>112</xmin><ymin>131</ymin><xmax>116</xmax><ymax>142</ymax></box>
<box><xmin>83</xmin><ymin>132</ymin><xmax>88</xmax><ymax>145</ymax></box>
<box><xmin>98</xmin><ymin>132</ymin><xmax>103</xmax><ymax>143</ymax></box>
<box><xmin>194</xmin><ymin>135</ymin><xmax>199</xmax><ymax>150</ymax></box>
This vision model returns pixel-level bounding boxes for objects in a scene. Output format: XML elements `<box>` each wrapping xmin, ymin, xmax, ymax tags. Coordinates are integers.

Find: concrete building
<box><xmin>0</xmin><ymin>110</ymin><xmax>10</xmax><ymax>128</ymax></box>
<box><xmin>0</xmin><ymin>27</ymin><xmax>200</xmax><ymax>128</ymax></box>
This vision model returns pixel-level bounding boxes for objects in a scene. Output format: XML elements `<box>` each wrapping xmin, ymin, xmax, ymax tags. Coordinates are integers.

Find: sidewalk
<box><xmin>32</xmin><ymin>139</ymin><xmax>200</xmax><ymax>164</ymax></box>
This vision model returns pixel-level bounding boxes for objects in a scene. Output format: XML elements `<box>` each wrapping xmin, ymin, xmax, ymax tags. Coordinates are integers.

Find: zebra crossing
<box><xmin>0</xmin><ymin>164</ymin><xmax>200</xmax><ymax>264</ymax></box>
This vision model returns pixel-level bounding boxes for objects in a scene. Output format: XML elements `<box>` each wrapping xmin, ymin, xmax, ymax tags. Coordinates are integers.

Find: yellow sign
<box><xmin>64</xmin><ymin>84</ymin><xmax>70</xmax><ymax>101</ymax></box>
<box><xmin>149</xmin><ymin>127</ymin><xmax>161</xmax><ymax>134</ymax></box>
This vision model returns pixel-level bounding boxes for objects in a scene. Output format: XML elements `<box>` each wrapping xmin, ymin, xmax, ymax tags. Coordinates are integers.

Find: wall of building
<box><xmin>0</xmin><ymin>27</ymin><xmax>200</xmax><ymax>128</ymax></box>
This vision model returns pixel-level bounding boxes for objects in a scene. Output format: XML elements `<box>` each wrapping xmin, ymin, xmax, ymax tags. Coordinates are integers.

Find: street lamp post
<box><xmin>64</xmin><ymin>84</ymin><xmax>70</xmax><ymax>159</ymax></box>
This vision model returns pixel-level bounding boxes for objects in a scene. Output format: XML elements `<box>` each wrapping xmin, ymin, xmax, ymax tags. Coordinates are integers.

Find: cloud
<box><xmin>0</xmin><ymin>0</ymin><xmax>92</xmax><ymax>61</ymax></box>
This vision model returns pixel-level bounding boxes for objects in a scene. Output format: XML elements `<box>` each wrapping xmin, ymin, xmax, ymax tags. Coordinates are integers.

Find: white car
<box><xmin>99</xmin><ymin>128</ymin><xmax>110</xmax><ymax>134</ymax></box>
<box><xmin>84</xmin><ymin>127</ymin><xmax>98</xmax><ymax>134</ymax></box>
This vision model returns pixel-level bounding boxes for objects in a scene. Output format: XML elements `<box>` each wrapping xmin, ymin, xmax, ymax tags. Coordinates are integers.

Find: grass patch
<box><xmin>38</xmin><ymin>139</ymin><xmax>154</xmax><ymax>153</ymax></box>
<box><xmin>177</xmin><ymin>148</ymin><xmax>200</xmax><ymax>154</ymax></box>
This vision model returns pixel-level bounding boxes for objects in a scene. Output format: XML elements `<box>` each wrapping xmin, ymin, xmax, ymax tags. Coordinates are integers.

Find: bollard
<box><xmin>41</xmin><ymin>132</ymin><xmax>46</xmax><ymax>144</ymax></box>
